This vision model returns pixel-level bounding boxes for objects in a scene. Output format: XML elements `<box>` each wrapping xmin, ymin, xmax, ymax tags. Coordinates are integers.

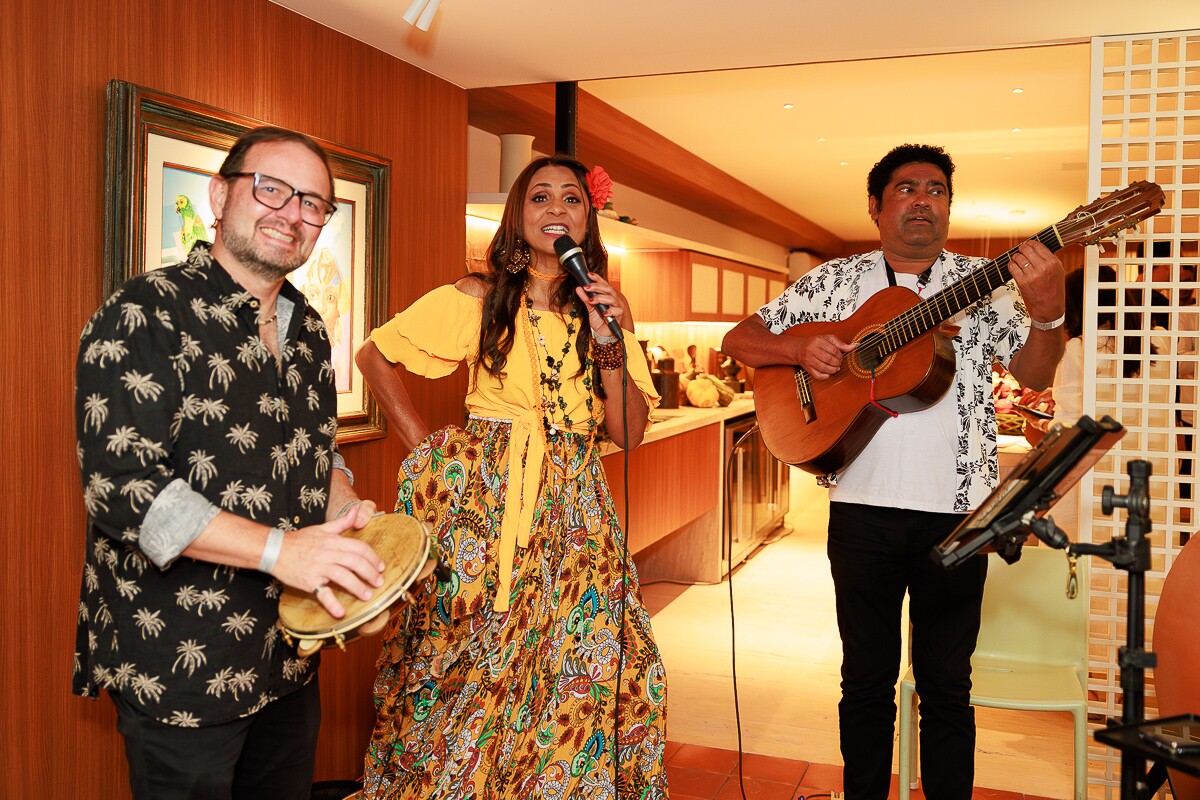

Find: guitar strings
<box><xmin>804</xmin><ymin>181</ymin><xmax>1152</xmax><ymax>382</ymax></box>
<box><xmin>853</xmin><ymin>226</ymin><xmax>1061</xmax><ymax>365</ymax></box>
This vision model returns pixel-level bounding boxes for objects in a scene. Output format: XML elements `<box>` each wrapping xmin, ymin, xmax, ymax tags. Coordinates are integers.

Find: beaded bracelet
<box><xmin>593</xmin><ymin>339</ymin><xmax>625</xmax><ymax>371</ymax></box>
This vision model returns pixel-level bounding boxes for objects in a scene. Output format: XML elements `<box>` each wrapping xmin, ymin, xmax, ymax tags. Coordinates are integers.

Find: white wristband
<box><xmin>1030</xmin><ymin>313</ymin><xmax>1066</xmax><ymax>331</ymax></box>
<box><xmin>258</xmin><ymin>527</ymin><xmax>285</xmax><ymax>574</ymax></box>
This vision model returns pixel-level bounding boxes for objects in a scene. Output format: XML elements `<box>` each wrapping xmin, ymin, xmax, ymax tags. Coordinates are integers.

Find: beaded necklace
<box><xmin>522</xmin><ymin>293</ymin><xmax>597</xmax><ymax>479</ymax></box>
<box><xmin>527</xmin><ymin>265</ymin><xmax>559</xmax><ymax>281</ymax></box>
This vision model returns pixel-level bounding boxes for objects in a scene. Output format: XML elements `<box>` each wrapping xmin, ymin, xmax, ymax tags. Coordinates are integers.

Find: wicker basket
<box><xmin>995</xmin><ymin>412</ymin><xmax>1025</xmax><ymax>437</ymax></box>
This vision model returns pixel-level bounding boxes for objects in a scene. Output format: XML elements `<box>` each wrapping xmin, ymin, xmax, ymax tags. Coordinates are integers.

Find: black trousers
<box><xmin>827</xmin><ymin>502</ymin><xmax>988</xmax><ymax>800</ymax></box>
<box><xmin>111</xmin><ymin>676</ymin><xmax>322</xmax><ymax>800</ymax></box>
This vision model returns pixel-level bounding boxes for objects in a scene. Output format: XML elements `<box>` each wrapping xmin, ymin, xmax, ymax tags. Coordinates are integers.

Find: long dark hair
<box><xmin>474</xmin><ymin>155</ymin><xmax>609</xmax><ymax>386</ymax></box>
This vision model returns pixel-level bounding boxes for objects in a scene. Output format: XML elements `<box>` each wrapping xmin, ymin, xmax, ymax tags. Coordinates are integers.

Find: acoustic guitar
<box><xmin>753</xmin><ymin>180</ymin><xmax>1165</xmax><ymax>475</ymax></box>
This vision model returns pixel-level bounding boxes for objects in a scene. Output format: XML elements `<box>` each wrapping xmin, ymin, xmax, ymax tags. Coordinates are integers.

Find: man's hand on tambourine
<box><xmin>356</xmin><ymin>556</ymin><xmax>440</xmax><ymax>639</ymax></box>
<box><xmin>270</xmin><ymin>499</ymin><xmax>385</xmax><ymax>619</ymax></box>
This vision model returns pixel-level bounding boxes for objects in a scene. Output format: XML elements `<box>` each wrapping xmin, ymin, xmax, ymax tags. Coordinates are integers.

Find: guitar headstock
<box><xmin>1055</xmin><ymin>181</ymin><xmax>1165</xmax><ymax>248</ymax></box>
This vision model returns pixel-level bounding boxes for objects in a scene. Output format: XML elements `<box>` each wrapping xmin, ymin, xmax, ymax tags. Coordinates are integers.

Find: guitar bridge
<box><xmin>793</xmin><ymin>367</ymin><xmax>816</xmax><ymax>423</ymax></box>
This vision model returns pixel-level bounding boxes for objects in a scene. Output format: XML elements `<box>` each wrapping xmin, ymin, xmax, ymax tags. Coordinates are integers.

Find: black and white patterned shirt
<box><xmin>758</xmin><ymin>250</ymin><xmax>1030</xmax><ymax>512</ymax></box>
<box><xmin>73</xmin><ymin>242</ymin><xmax>340</xmax><ymax>726</ymax></box>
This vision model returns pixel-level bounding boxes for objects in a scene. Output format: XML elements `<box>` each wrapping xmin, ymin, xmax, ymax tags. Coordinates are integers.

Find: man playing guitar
<box><xmin>722</xmin><ymin>143</ymin><xmax>1066</xmax><ymax>800</ymax></box>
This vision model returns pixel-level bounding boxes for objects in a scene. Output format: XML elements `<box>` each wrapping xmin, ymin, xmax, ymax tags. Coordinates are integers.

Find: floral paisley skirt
<box><xmin>360</xmin><ymin>420</ymin><xmax>669</xmax><ymax>800</ymax></box>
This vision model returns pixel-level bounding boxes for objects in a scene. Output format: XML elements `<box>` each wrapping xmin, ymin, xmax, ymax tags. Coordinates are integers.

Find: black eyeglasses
<box><xmin>224</xmin><ymin>172</ymin><xmax>337</xmax><ymax>227</ymax></box>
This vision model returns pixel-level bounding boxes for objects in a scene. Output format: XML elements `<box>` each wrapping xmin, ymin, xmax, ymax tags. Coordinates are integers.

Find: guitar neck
<box><xmin>885</xmin><ymin>226</ymin><xmax>1064</xmax><ymax>349</ymax></box>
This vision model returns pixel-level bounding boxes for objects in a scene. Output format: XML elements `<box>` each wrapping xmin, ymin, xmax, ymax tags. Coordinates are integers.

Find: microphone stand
<box><xmin>1068</xmin><ymin>459</ymin><xmax>1156</xmax><ymax>800</ymax></box>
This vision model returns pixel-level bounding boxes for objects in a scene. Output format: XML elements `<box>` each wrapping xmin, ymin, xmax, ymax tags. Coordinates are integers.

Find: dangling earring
<box><xmin>505</xmin><ymin>239</ymin><xmax>531</xmax><ymax>273</ymax></box>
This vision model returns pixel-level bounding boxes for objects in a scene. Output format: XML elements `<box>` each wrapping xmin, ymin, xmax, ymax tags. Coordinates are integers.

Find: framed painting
<box><xmin>104</xmin><ymin>80</ymin><xmax>390</xmax><ymax>443</ymax></box>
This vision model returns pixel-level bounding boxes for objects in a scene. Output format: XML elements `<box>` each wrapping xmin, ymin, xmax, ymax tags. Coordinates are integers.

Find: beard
<box><xmin>218</xmin><ymin>219</ymin><xmax>310</xmax><ymax>281</ymax></box>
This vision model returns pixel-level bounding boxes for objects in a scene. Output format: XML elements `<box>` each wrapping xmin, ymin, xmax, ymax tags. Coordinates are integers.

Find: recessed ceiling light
<box><xmin>1012</xmin><ymin>127</ymin><xmax>1022</xmax><ymax>133</ymax></box>
<box><xmin>783</xmin><ymin>103</ymin><xmax>794</xmax><ymax>110</ymax></box>
<box><xmin>839</xmin><ymin>161</ymin><xmax>849</xmax><ymax>167</ymax></box>
<box><xmin>817</xmin><ymin>137</ymin><xmax>826</xmax><ymax>143</ymax></box>
<box><xmin>1012</xmin><ymin>88</ymin><xmax>1024</xmax><ymax>94</ymax></box>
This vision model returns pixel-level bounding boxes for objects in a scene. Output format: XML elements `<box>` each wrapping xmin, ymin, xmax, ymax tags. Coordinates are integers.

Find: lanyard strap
<box><xmin>884</xmin><ymin>257</ymin><xmax>934</xmax><ymax>295</ymax></box>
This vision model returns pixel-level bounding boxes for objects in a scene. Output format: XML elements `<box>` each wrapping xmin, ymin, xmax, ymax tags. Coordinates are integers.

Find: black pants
<box><xmin>827</xmin><ymin>502</ymin><xmax>987</xmax><ymax>800</ymax></box>
<box><xmin>111</xmin><ymin>676</ymin><xmax>322</xmax><ymax>800</ymax></box>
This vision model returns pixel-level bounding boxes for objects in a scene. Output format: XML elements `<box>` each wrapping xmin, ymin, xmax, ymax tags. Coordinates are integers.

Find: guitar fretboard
<box><xmin>859</xmin><ymin>226</ymin><xmax>1064</xmax><ymax>370</ymax></box>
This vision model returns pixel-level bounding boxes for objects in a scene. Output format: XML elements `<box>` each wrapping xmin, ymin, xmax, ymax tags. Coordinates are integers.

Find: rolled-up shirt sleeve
<box><xmin>76</xmin><ymin>284</ymin><xmax>185</xmax><ymax>562</ymax></box>
<box><xmin>140</xmin><ymin>478</ymin><xmax>222</xmax><ymax>567</ymax></box>
<box><xmin>332</xmin><ymin>448</ymin><xmax>353</xmax><ymax>485</ymax></box>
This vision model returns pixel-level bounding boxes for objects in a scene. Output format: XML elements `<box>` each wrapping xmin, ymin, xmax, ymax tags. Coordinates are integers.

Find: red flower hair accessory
<box><xmin>585</xmin><ymin>166</ymin><xmax>614</xmax><ymax>211</ymax></box>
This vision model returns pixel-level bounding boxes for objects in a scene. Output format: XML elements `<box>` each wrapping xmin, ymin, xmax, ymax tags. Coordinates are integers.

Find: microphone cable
<box><xmin>724</xmin><ymin>421</ymin><xmax>762</xmax><ymax>800</ymax></box>
<box><xmin>556</xmin><ymin>234</ymin><xmax>631</xmax><ymax>793</ymax></box>
<box><xmin>571</xmin><ymin>327</ymin><xmax>630</xmax><ymax>796</ymax></box>
<box><xmin>611</xmin><ymin>345</ymin><xmax>631</xmax><ymax>797</ymax></box>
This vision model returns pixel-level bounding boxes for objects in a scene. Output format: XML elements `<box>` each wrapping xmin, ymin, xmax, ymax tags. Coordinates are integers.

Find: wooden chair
<box><xmin>898</xmin><ymin>546</ymin><xmax>1089</xmax><ymax>800</ymax></box>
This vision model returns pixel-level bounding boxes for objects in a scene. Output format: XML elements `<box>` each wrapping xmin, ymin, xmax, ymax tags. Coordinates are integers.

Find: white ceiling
<box><xmin>273</xmin><ymin>0</ymin><xmax>1197</xmax><ymax>243</ymax></box>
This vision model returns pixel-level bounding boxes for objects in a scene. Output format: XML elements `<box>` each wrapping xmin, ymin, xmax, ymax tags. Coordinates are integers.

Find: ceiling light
<box><xmin>817</xmin><ymin>137</ymin><xmax>826</xmax><ymax>143</ymax></box>
<box><xmin>402</xmin><ymin>0</ymin><xmax>441</xmax><ymax>31</ymax></box>
<box><xmin>1012</xmin><ymin>88</ymin><xmax>1024</xmax><ymax>94</ymax></box>
<box><xmin>783</xmin><ymin>103</ymin><xmax>794</xmax><ymax>110</ymax></box>
<box><xmin>839</xmin><ymin>161</ymin><xmax>849</xmax><ymax>167</ymax></box>
<box><xmin>1012</xmin><ymin>127</ymin><xmax>1022</xmax><ymax>133</ymax></box>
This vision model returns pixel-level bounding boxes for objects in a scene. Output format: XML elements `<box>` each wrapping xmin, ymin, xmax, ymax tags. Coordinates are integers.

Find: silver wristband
<box><xmin>592</xmin><ymin>329</ymin><xmax>619</xmax><ymax>345</ymax></box>
<box><xmin>1030</xmin><ymin>313</ymin><xmax>1066</xmax><ymax>331</ymax></box>
<box><xmin>258</xmin><ymin>527</ymin><xmax>285</xmax><ymax>574</ymax></box>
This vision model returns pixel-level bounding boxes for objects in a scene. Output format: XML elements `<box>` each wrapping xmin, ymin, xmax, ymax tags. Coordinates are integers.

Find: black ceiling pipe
<box><xmin>555</xmin><ymin>81</ymin><xmax>577</xmax><ymax>157</ymax></box>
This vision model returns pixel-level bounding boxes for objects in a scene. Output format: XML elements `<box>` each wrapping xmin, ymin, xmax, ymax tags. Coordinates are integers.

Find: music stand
<box><xmin>935</xmin><ymin>415</ymin><xmax>1192</xmax><ymax>799</ymax></box>
<box><xmin>932</xmin><ymin>414</ymin><xmax>1126</xmax><ymax>569</ymax></box>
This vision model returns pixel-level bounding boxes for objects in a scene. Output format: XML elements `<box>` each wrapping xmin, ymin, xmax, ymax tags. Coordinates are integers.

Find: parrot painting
<box><xmin>175</xmin><ymin>195</ymin><xmax>210</xmax><ymax>256</ymax></box>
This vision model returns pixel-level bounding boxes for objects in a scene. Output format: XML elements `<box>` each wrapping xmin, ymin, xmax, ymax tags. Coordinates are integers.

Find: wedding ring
<box><xmin>313</xmin><ymin>583</ymin><xmax>329</xmax><ymax>596</ymax></box>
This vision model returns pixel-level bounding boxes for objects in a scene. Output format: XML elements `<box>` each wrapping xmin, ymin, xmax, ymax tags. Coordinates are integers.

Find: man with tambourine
<box><xmin>72</xmin><ymin>126</ymin><xmax>386</xmax><ymax>800</ymax></box>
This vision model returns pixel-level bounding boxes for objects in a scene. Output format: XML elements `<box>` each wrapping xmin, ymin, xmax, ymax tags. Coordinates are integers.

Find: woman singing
<box><xmin>354</xmin><ymin>155</ymin><xmax>668</xmax><ymax>799</ymax></box>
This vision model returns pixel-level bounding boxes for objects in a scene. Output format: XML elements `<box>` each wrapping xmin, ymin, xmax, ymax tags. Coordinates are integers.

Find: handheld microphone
<box><xmin>554</xmin><ymin>235</ymin><xmax>624</xmax><ymax>341</ymax></box>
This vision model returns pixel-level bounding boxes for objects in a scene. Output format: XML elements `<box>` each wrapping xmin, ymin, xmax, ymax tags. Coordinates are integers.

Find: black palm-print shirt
<box><xmin>73</xmin><ymin>242</ymin><xmax>339</xmax><ymax>726</ymax></box>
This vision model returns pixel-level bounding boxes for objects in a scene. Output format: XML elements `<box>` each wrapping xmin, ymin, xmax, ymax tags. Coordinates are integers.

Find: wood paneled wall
<box><xmin>0</xmin><ymin>1</ymin><xmax>469</xmax><ymax>795</ymax></box>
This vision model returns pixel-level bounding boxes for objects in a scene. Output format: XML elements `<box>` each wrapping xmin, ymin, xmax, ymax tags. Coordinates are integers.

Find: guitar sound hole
<box><xmin>855</xmin><ymin>348</ymin><xmax>883</xmax><ymax>373</ymax></box>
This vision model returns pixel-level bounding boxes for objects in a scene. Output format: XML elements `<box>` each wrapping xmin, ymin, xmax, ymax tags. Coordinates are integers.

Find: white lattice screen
<box><xmin>1084</xmin><ymin>30</ymin><xmax>1200</xmax><ymax>798</ymax></box>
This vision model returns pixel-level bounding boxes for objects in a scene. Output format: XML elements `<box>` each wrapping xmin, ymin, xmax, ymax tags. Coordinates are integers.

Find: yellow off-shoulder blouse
<box><xmin>367</xmin><ymin>284</ymin><xmax>659</xmax><ymax>610</ymax></box>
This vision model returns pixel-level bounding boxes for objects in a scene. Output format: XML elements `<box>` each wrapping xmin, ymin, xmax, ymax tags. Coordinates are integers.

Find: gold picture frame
<box><xmin>103</xmin><ymin>80</ymin><xmax>389</xmax><ymax>443</ymax></box>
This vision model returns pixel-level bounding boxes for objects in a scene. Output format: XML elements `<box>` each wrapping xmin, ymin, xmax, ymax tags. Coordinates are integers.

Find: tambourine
<box><xmin>277</xmin><ymin>513</ymin><xmax>435</xmax><ymax>657</ymax></box>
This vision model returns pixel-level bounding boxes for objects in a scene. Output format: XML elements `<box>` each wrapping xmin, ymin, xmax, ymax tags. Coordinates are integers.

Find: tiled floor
<box><xmin>663</xmin><ymin>741</ymin><xmax>1060</xmax><ymax>800</ymax></box>
<box><xmin>644</xmin><ymin>472</ymin><xmax>1076</xmax><ymax>798</ymax></box>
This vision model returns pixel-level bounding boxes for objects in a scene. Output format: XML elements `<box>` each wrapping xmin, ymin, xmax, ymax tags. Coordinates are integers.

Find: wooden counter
<box><xmin>600</xmin><ymin>397</ymin><xmax>757</xmax><ymax>454</ymax></box>
<box><xmin>600</xmin><ymin>398</ymin><xmax>757</xmax><ymax>583</ymax></box>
